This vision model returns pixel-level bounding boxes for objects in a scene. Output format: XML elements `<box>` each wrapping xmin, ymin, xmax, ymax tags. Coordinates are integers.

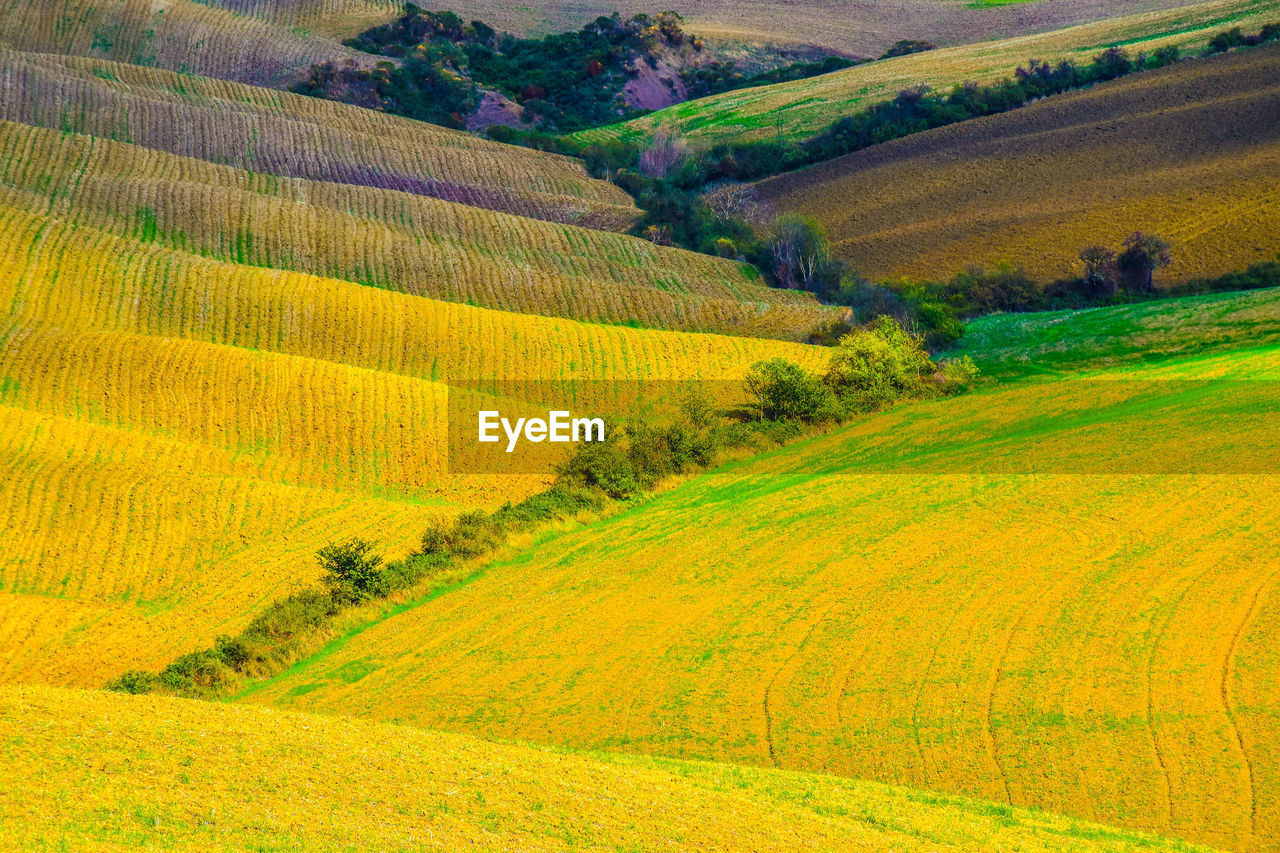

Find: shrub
<box><xmin>745</xmin><ymin>358</ymin><xmax>838</xmax><ymax>422</ymax></box>
<box><xmin>159</xmin><ymin>649</ymin><xmax>235</xmax><ymax>693</ymax></box>
<box><xmin>1208</xmin><ymin>27</ymin><xmax>1248</xmax><ymax>53</ymax></box>
<box><xmin>555</xmin><ymin>433</ymin><xmax>643</xmax><ymax>498</ymax></box>
<box><xmin>243</xmin><ymin>588</ymin><xmax>335</xmax><ymax>643</ymax></box>
<box><xmin>317</xmin><ymin>538</ymin><xmax>386</xmax><ymax>604</ymax></box>
<box><xmin>824</xmin><ymin>317</ymin><xmax>933</xmax><ymax>411</ymax></box>
<box><xmin>938</xmin><ymin>356</ymin><xmax>980</xmax><ymax>394</ymax></box>
<box><xmin>105</xmin><ymin>670</ymin><xmax>160</xmax><ymax>694</ymax></box>
<box><xmin>420</xmin><ymin>510</ymin><xmax>504</xmax><ymax>558</ymax></box>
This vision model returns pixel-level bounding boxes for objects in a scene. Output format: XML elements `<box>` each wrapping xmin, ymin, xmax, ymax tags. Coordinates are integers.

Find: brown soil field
<box><xmin>367</xmin><ymin>0</ymin><xmax>1216</xmax><ymax>57</ymax></box>
<box><xmin>753</xmin><ymin>44</ymin><xmax>1280</xmax><ymax>285</ymax></box>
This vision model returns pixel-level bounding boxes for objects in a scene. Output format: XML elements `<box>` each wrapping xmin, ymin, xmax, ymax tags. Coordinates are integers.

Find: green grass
<box><xmin>950</xmin><ymin>286</ymin><xmax>1280</xmax><ymax>378</ymax></box>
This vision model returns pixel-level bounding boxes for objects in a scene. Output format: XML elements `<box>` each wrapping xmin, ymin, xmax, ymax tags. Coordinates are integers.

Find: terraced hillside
<box><xmin>200</xmin><ymin>0</ymin><xmax>402</xmax><ymax>38</ymax></box>
<box><xmin>0</xmin><ymin>198</ymin><xmax>825</xmax><ymax>686</ymax></box>
<box><xmin>0</xmin><ymin>686</ymin><xmax>1211</xmax><ymax>852</ymax></box>
<box><xmin>0</xmin><ymin>48</ymin><xmax>640</xmax><ymax>229</ymax></box>
<box><xmin>0</xmin><ymin>119</ymin><xmax>829</xmax><ymax>336</ymax></box>
<box><xmin>0</xmin><ymin>0</ymin><xmax>367</xmax><ymax>87</ymax></box>
<box><xmin>575</xmin><ymin>0</ymin><xmax>1277</xmax><ymax>146</ymax></box>
<box><xmin>242</xmin><ymin>290</ymin><xmax>1280</xmax><ymax>852</ymax></box>
<box><xmin>314</xmin><ymin>0</ymin><xmax>1220</xmax><ymax>56</ymax></box>
<box><xmin>754</xmin><ymin>44</ymin><xmax>1280</xmax><ymax>285</ymax></box>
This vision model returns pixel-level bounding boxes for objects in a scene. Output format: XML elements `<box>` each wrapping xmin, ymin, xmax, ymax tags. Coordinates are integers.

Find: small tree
<box><xmin>317</xmin><ymin>538</ymin><xmax>385</xmax><ymax>604</ymax></box>
<box><xmin>744</xmin><ymin>358</ymin><xmax>836</xmax><ymax>422</ymax></box>
<box><xmin>824</xmin><ymin>316</ymin><xmax>934</xmax><ymax>411</ymax></box>
<box><xmin>1078</xmin><ymin>244</ymin><xmax>1118</xmax><ymax>298</ymax></box>
<box><xmin>768</xmin><ymin>214</ymin><xmax>845</xmax><ymax>295</ymax></box>
<box><xmin>639</xmin><ymin>127</ymin><xmax>688</xmax><ymax>179</ymax></box>
<box><xmin>1116</xmin><ymin>232</ymin><xmax>1172</xmax><ymax>292</ymax></box>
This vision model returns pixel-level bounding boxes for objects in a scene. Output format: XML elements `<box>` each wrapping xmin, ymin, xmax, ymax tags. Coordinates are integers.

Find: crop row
<box><xmin>0</xmin><ymin>403</ymin><xmax>445</xmax><ymax>684</ymax></box>
<box><xmin>754</xmin><ymin>44</ymin><xmax>1280</xmax><ymax>284</ymax></box>
<box><xmin>0</xmin><ymin>119</ymin><xmax>831</xmax><ymax>337</ymax></box>
<box><xmin>0</xmin><ymin>0</ymin><xmax>362</xmax><ymax>88</ymax></box>
<box><xmin>0</xmin><ymin>47</ymin><xmax>640</xmax><ymax>228</ymax></box>
<box><xmin>0</xmin><ymin>204</ymin><xmax>828</xmax><ymax>382</ymax></box>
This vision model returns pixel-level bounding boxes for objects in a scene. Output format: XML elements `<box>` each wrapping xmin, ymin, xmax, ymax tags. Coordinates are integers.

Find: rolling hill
<box><xmin>312</xmin><ymin>0</ymin><xmax>1224</xmax><ymax>57</ymax></box>
<box><xmin>0</xmin><ymin>196</ymin><xmax>826</xmax><ymax>686</ymax></box>
<box><xmin>752</xmin><ymin>43</ymin><xmax>1280</xmax><ymax>285</ymax></box>
<box><xmin>0</xmin><ymin>685</ymin><xmax>1212</xmax><ymax>852</ymax></box>
<box><xmin>197</xmin><ymin>0</ymin><xmax>402</xmax><ymax>38</ymax></box>
<box><xmin>0</xmin><ymin>47</ymin><xmax>641</xmax><ymax>229</ymax></box>
<box><xmin>0</xmin><ymin>118</ymin><xmax>830</xmax><ymax>336</ymax></box>
<box><xmin>574</xmin><ymin>0</ymin><xmax>1278</xmax><ymax>147</ymax></box>
<box><xmin>0</xmin><ymin>0</ymin><xmax>369</xmax><ymax>88</ymax></box>
<box><xmin>951</xmin><ymin>286</ymin><xmax>1280</xmax><ymax>378</ymax></box>
<box><xmin>238</xmin><ymin>289</ymin><xmax>1280</xmax><ymax>852</ymax></box>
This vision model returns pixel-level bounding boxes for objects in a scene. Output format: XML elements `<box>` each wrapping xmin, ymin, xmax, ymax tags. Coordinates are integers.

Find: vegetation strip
<box><xmin>109</xmin><ymin>320</ymin><xmax>975</xmax><ymax>699</ymax></box>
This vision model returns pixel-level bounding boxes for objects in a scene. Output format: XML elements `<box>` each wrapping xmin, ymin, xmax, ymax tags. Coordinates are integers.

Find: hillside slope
<box><xmin>0</xmin><ymin>201</ymin><xmax>825</xmax><ymax>685</ymax></box>
<box><xmin>334</xmin><ymin>0</ymin><xmax>1220</xmax><ymax>56</ymax></box>
<box><xmin>575</xmin><ymin>0</ymin><xmax>1276</xmax><ymax>146</ymax></box>
<box><xmin>952</xmin><ymin>286</ymin><xmax>1280</xmax><ymax>378</ymax></box>
<box><xmin>0</xmin><ymin>686</ymin><xmax>1212</xmax><ymax>852</ymax></box>
<box><xmin>242</xmin><ymin>301</ymin><xmax>1280</xmax><ymax>851</ymax></box>
<box><xmin>0</xmin><ymin>119</ymin><xmax>829</xmax><ymax>336</ymax></box>
<box><xmin>753</xmin><ymin>44</ymin><xmax>1280</xmax><ymax>284</ymax></box>
<box><xmin>0</xmin><ymin>48</ymin><xmax>640</xmax><ymax>230</ymax></box>
<box><xmin>198</xmin><ymin>0</ymin><xmax>401</xmax><ymax>38</ymax></box>
<box><xmin>0</xmin><ymin>0</ymin><xmax>367</xmax><ymax>87</ymax></box>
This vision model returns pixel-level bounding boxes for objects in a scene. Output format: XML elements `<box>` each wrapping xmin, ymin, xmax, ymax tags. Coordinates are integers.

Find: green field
<box><xmin>952</xmin><ymin>286</ymin><xmax>1280</xmax><ymax>377</ymax></box>
<box><xmin>573</xmin><ymin>0</ymin><xmax>1279</xmax><ymax>147</ymax></box>
<box><xmin>236</xmin><ymin>287</ymin><xmax>1280</xmax><ymax>852</ymax></box>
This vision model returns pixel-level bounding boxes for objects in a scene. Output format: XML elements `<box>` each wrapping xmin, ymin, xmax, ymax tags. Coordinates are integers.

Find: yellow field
<box><xmin>0</xmin><ymin>48</ymin><xmax>642</xmax><ymax>230</ymax></box>
<box><xmin>199</xmin><ymin>0</ymin><xmax>402</xmax><ymax>38</ymax></box>
<box><xmin>0</xmin><ymin>685</ymin><xmax>1213</xmax><ymax>852</ymax></box>
<box><xmin>242</xmin><ymin>336</ymin><xmax>1280</xmax><ymax>852</ymax></box>
<box><xmin>754</xmin><ymin>44</ymin><xmax>1280</xmax><ymax>284</ymax></box>
<box><xmin>575</xmin><ymin>0</ymin><xmax>1280</xmax><ymax>146</ymax></box>
<box><xmin>0</xmin><ymin>118</ymin><xmax>831</xmax><ymax>337</ymax></box>
<box><xmin>0</xmin><ymin>0</ymin><xmax>364</xmax><ymax>88</ymax></box>
<box><xmin>0</xmin><ymin>197</ymin><xmax>827</xmax><ymax>685</ymax></box>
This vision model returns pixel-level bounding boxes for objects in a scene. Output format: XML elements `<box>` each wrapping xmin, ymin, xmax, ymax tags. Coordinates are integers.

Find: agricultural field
<box><xmin>0</xmin><ymin>119</ymin><xmax>830</xmax><ymax>338</ymax></box>
<box><xmin>242</xmin><ymin>302</ymin><xmax>1280</xmax><ymax>851</ymax></box>
<box><xmin>317</xmin><ymin>0</ymin><xmax>1220</xmax><ymax>56</ymax></box>
<box><xmin>199</xmin><ymin>0</ymin><xmax>403</xmax><ymax>38</ymax></box>
<box><xmin>0</xmin><ymin>48</ymin><xmax>641</xmax><ymax>230</ymax></box>
<box><xmin>0</xmin><ymin>685</ymin><xmax>1211</xmax><ymax>852</ymax></box>
<box><xmin>575</xmin><ymin>0</ymin><xmax>1279</xmax><ymax>146</ymax></box>
<box><xmin>753</xmin><ymin>44</ymin><xmax>1280</xmax><ymax>285</ymax></box>
<box><xmin>0</xmin><ymin>199</ymin><xmax>825</xmax><ymax>685</ymax></box>
<box><xmin>2</xmin><ymin>0</ymin><xmax>1278</xmax><ymax>848</ymax></box>
<box><xmin>0</xmin><ymin>0</ymin><xmax>367</xmax><ymax>88</ymax></box>
<box><xmin>951</xmin><ymin>286</ymin><xmax>1280</xmax><ymax>378</ymax></box>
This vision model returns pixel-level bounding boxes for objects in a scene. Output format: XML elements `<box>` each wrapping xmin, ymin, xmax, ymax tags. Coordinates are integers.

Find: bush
<box><xmin>243</xmin><ymin>588</ymin><xmax>335</xmax><ymax>643</ymax></box>
<box><xmin>823</xmin><ymin>317</ymin><xmax>934</xmax><ymax>411</ymax></box>
<box><xmin>1208</xmin><ymin>27</ymin><xmax>1248</xmax><ymax>53</ymax></box>
<box><xmin>317</xmin><ymin>538</ymin><xmax>386</xmax><ymax>604</ymax></box>
<box><xmin>745</xmin><ymin>358</ymin><xmax>838</xmax><ymax>422</ymax></box>
<box><xmin>105</xmin><ymin>670</ymin><xmax>160</xmax><ymax>694</ymax></box>
<box><xmin>158</xmin><ymin>649</ymin><xmax>235</xmax><ymax>693</ymax></box>
<box><xmin>555</xmin><ymin>432</ymin><xmax>643</xmax><ymax>498</ymax></box>
<box><xmin>420</xmin><ymin>510</ymin><xmax>504</xmax><ymax>558</ymax></box>
<box><xmin>938</xmin><ymin>356</ymin><xmax>980</xmax><ymax>394</ymax></box>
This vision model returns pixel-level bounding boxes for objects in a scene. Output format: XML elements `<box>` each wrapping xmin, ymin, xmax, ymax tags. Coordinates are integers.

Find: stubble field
<box><xmin>753</xmin><ymin>44</ymin><xmax>1280</xmax><ymax>285</ymax></box>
